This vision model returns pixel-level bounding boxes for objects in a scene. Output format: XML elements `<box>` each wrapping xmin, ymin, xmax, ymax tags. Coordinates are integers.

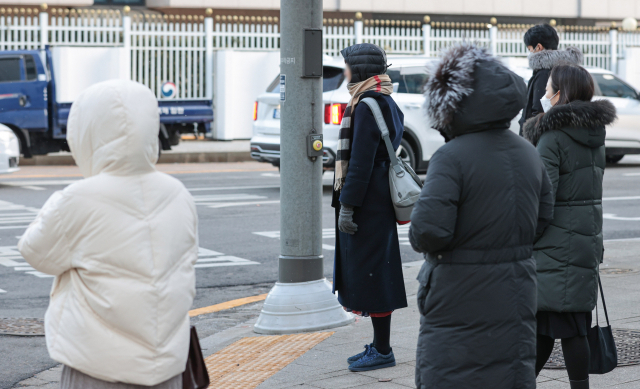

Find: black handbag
<box><xmin>588</xmin><ymin>274</ymin><xmax>618</xmax><ymax>374</ymax></box>
<box><xmin>183</xmin><ymin>326</ymin><xmax>210</xmax><ymax>389</ymax></box>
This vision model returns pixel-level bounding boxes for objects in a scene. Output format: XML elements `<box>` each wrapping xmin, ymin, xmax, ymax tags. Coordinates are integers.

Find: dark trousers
<box><xmin>535</xmin><ymin>334</ymin><xmax>590</xmax><ymax>381</ymax></box>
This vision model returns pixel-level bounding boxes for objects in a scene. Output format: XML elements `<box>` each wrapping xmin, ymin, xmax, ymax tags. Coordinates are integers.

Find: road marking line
<box><xmin>193</xmin><ymin>194</ymin><xmax>267</xmax><ymax>201</ymax></box>
<box><xmin>0</xmin><ymin>226</ymin><xmax>31</xmax><ymax>230</ymax></box>
<box><xmin>204</xmin><ymin>332</ymin><xmax>333</xmax><ymax>388</ymax></box>
<box><xmin>187</xmin><ymin>185</ymin><xmax>280</xmax><ymax>192</ymax></box>
<box><xmin>0</xmin><ymin>218</ymin><xmax>37</xmax><ymax>223</ymax></box>
<box><xmin>21</xmin><ymin>186</ymin><xmax>46</xmax><ymax>191</ymax></box>
<box><xmin>605</xmin><ymin>237</ymin><xmax>640</xmax><ymax>242</ymax></box>
<box><xmin>189</xmin><ymin>294</ymin><xmax>268</xmax><ymax>317</ymax></box>
<box><xmin>602</xmin><ymin>196</ymin><xmax>640</xmax><ymax>201</ymax></box>
<box><xmin>26</xmin><ymin>271</ymin><xmax>54</xmax><ymax>278</ymax></box>
<box><xmin>255</xmin><ymin>224</ymin><xmax>411</xmax><ymax>240</ymax></box>
<box><xmin>167</xmin><ymin>168</ymin><xmax>277</xmax><ymax>175</ymax></box>
<box><xmin>604</xmin><ymin>213</ymin><xmax>640</xmax><ymax>221</ymax></box>
<box><xmin>0</xmin><ymin>289</ymin><xmax>6</xmax><ymax>293</ymax></box>
<box><xmin>198</xmin><ymin>247</ymin><xmax>224</xmax><ymax>256</ymax></box>
<box><xmin>623</xmin><ymin>173</ymin><xmax>640</xmax><ymax>176</ymax></box>
<box><xmin>206</xmin><ymin>200</ymin><xmax>280</xmax><ymax>209</ymax></box>
<box><xmin>322</xmin><ymin>244</ymin><xmax>334</xmax><ymax>250</ymax></box>
<box><xmin>0</xmin><ymin>245</ymin><xmax>261</xmax><ymax>279</ymax></box>
<box><xmin>0</xmin><ymin>180</ymin><xmax>79</xmax><ymax>186</ymax></box>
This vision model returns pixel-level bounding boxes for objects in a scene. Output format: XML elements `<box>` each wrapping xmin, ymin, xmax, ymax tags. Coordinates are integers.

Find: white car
<box><xmin>0</xmin><ymin>123</ymin><xmax>19</xmax><ymax>174</ymax></box>
<box><xmin>508</xmin><ymin>59</ymin><xmax>640</xmax><ymax>163</ymax></box>
<box><xmin>251</xmin><ymin>56</ymin><xmax>640</xmax><ymax>171</ymax></box>
<box><xmin>251</xmin><ymin>56</ymin><xmax>439</xmax><ymax>173</ymax></box>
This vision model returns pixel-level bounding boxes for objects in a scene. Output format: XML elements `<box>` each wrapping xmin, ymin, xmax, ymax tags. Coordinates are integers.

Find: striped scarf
<box><xmin>334</xmin><ymin>74</ymin><xmax>393</xmax><ymax>191</ymax></box>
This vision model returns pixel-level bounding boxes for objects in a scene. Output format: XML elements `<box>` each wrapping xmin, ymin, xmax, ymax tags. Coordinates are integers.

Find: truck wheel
<box><xmin>396</xmin><ymin>138</ymin><xmax>416</xmax><ymax>171</ymax></box>
<box><xmin>169</xmin><ymin>130</ymin><xmax>181</xmax><ymax>146</ymax></box>
<box><xmin>606</xmin><ymin>155</ymin><xmax>624</xmax><ymax>164</ymax></box>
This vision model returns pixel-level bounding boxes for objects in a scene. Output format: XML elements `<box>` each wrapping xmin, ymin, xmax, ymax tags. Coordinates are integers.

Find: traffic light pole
<box><xmin>254</xmin><ymin>0</ymin><xmax>353</xmax><ymax>334</ymax></box>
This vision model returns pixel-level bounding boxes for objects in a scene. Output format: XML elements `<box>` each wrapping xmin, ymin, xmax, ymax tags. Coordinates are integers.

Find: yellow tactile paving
<box><xmin>189</xmin><ymin>294</ymin><xmax>268</xmax><ymax>317</ymax></box>
<box><xmin>204</xmin><ymin>332</ymin><xmax>334</xmax><ymax>389</ymax></box>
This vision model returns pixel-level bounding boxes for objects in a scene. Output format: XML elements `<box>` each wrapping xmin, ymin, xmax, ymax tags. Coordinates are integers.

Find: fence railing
<box><xmin>3</xmin><ymin>7</ymin><xmax>640</xmax><ymax>98</ymax></box>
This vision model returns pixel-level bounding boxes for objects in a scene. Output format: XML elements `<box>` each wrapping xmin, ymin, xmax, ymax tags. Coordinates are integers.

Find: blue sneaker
<box><xmin>347</xmin><ymin>343</ymin><xmax>372</xmax><ymax>364</ymax></box>
<box><xmin>348</xmin><ymin>346</ymin><xmax>396</xmax><ymax>372</ymax></box>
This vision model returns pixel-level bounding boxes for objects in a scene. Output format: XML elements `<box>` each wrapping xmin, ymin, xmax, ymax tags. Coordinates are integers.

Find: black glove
<box><xmin>338</xmin><ymin>204</ymin><xmax>358</xmax><ymax>235</ymax></box>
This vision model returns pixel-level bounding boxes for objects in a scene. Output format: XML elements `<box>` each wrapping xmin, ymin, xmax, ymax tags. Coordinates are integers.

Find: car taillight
<box><xmin>324</xmin><ymin>103</ymin><xmax>346</xmax><ymax>125</ymax></box>
<box><xmin>253</xmin><ymin>101</ymin><xmax>258</xmax><ymax>121</ymax></box>
<box><xmin>324</xmin><ymin>104</ymin><xmax>331</xmax><ymax>124</ymax></box>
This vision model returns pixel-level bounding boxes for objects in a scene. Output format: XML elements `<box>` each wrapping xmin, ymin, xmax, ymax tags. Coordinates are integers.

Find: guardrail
<box><xmin>2</xmin><ymin>6</ymin><xmax>640</xmax><ymax>98</ymax></box>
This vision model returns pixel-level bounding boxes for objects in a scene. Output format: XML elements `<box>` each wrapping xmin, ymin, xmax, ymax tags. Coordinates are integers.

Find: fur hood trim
<box><xmin>523</xmin><ymin>99</ymin><xmax>617</xmax><ymax>145</ymax></box>
<box><xmin>424</xmin><ymin>43</ymin><xmax>498</xmax><ymax>132</ymax></box>
<box><xmin>528</xmin><ymin>46</ymin><xmax>583</xmax><ymax>70</ymax></box>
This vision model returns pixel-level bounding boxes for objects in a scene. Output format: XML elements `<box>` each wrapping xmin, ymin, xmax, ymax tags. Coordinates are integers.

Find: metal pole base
<box><xmin>253</xmin><ymin>279</ymin><xmax>354</xmax><ymax>334</ymax></box>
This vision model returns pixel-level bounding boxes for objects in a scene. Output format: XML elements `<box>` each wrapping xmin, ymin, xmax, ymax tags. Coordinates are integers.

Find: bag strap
<box><xmin>596</xmin><ymin>272</ymin><xmax>611</xmax><ymax>327</ymax></box>
<box><xmin>360</xmin><ymin>97</ymin><xmax>404</xmax><ymax>176</ymax></box>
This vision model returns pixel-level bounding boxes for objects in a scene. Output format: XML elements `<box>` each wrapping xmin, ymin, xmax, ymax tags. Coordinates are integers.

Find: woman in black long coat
<box><xmin>332</xmin><ymin>43</ymin><xmax>407</xmax><ymax>372</ymax></box>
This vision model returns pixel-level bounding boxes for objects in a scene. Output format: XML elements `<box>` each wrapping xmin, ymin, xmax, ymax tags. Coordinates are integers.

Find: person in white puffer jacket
<box><xmin>18</xmin><ymin>80</ymin><xmax>198</xmax><ymax>389</ymax></box>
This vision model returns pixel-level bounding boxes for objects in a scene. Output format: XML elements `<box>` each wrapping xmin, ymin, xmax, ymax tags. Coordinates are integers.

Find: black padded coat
<box><xmin>411</xmin><ymin>44</ymin><xmax>554</xmax><ymax>389</ymax></box>
<box><xmin>523</xmin><ymin>100</ymin><xmax>616</xmax><ymax>313</ymax></box>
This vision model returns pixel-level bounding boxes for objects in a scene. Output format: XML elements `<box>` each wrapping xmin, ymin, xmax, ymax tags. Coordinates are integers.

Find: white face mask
<box><xmin>540</xmin><ymin>91</ymin><xmax>559</xmax><ymax>113</ymax></box>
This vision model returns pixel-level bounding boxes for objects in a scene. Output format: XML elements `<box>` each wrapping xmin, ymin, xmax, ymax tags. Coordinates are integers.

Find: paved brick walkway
<box><xmin>13</xmin><ymin>239</ymin><xmax>640</xmax><ymax>388</ymax></box>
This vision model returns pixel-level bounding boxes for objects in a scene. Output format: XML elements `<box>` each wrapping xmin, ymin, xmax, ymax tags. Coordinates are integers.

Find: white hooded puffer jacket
<box><xmin>18</xmin><ymin>80</ymin><xmax>198</xmax><ymax>385</ymax></box>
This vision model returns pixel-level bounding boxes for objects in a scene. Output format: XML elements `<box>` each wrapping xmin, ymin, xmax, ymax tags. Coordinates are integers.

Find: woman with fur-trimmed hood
<box><xmin>409</xmin><ymin>43</ymin><xmax>554</xmax><ymax>389</ymax></box>
<box><xmin>523</xmin><ymin>64</ymin><xmax>616</xmax><ymax>389</ymax></box>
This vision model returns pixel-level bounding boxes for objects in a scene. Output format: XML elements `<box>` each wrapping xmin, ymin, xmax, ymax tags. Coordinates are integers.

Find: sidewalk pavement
<box><xmin>12</xmin><ymin>239</ymin><xmax>640</xmax><ymax>389</ymax></box>
<box><xmin>19</xmin><ymin>140</ymin><xmax>252</xmax><ymax>166</ymax></box>
<box><xmin>209</xmin><ymin>238</ymin><xmax>640</xmax><ymax>389</ymax></box>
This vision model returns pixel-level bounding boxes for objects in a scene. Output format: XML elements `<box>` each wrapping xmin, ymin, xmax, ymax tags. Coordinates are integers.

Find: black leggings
<box><xmin>371</xmin><ymin>314</ymin><xmax>392</xmax><ymax>355</ymax></box>
<box><xmin>535</xmin><ymin>334</ymin><xmax>590</xmax><ymax>381</ymax></box>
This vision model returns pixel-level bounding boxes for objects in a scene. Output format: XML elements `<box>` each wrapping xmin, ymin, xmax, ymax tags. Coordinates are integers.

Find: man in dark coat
<box><xmin>519</xmin><ymin>24</ymin><xmax>583</xmax><ymax>134</ymax></box>
<box><xmin>410</xmin><ymin>43</ymin><xmax>554</xmax><ymax>389</ymax></box>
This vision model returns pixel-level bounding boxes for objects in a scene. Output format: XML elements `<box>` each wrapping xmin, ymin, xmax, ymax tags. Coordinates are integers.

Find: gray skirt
<box><xmin>60</xmin><ymin>366</ymin><xmax>182</xmax><ymax>389</ymax></box>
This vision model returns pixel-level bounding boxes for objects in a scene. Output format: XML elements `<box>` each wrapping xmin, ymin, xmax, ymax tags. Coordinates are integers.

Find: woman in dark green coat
<box><xmin>523</xmin><ymin>64</ymin><xmax>616</xmax><ymax>389</ymax></box>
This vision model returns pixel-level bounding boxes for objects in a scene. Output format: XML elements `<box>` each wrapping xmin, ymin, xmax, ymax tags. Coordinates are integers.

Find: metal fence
<box><xmin>129</xmin><ymin>18</ymin><xmax>207</xmax><ymax>100</ymax></box>
<box><xmin>3</xmin><ymin>7</ymin><xmax>640</xmax><ymax>98</ymax></box>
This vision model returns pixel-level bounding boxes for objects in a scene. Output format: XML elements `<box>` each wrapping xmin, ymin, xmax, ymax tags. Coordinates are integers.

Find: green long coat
<box><xmin>523</xmin><ymin>99</ymin><xmax>616</xmax><ymax>312</ymax></box>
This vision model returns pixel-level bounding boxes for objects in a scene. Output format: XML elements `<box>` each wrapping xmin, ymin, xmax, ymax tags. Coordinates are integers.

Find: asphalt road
<box><xmin>1</xmin><ymin>157</ymin><xmax>640</xmax><ymax>388</ymax></box>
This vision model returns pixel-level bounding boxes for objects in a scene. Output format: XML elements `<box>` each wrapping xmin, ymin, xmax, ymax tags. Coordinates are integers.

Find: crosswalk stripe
<box><xmin>206</xmin><ymin>200</ymin><xmax>280</xmax><ymax>209</ymax></box>
<box><xmin>255</xmin><ymin>224</ymin><xmax>412</xmax><ymax>241</ymax></box>
<box><xmin>0</xmin><ymin>245</ymin><xmax>261</xmax><ymax>280</ymax></box>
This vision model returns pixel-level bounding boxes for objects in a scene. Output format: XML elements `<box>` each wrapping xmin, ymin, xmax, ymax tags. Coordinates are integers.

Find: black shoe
<box><xmin>348</xmin><ymin>346</ymin><xmax>396</xmax><ymax>372</ymax></box>
<box><xmin>570</xmin><ymin>378</ymin><xmax>589</xmax><ymax>389</ymax></box>
<box><xmin>347</xmin><ymin>343</ymin><xmax>372</xmax><ymax>364</ymax></box>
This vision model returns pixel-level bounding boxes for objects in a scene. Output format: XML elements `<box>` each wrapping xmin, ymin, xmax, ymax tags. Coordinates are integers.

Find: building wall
<box><xmin>140</xmin><ymin>0</ymin><xmax>640</xmax><ymax>20</ymax></box>
<box><xmin>0</xmin><ymin>0</ymin><xmax>91</xmax><ymax>5</ymax></box>
<box><xmin>2</xmin><ymin>0</ymin><xmax>640</xmax><ymax>20</ymax></box>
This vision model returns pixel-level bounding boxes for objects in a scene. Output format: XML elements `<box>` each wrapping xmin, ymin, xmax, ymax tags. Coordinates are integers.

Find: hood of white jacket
<box><xmin>67</xmin><ymin>80</ymin><xmax>159</xmax><ymax>178</ymax></box>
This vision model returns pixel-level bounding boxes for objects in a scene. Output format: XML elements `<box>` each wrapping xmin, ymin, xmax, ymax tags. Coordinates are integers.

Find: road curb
<box><xmin>19</xmin><ymin>151</ymin><xmax>253</xmax><ymax>166</ymax></box>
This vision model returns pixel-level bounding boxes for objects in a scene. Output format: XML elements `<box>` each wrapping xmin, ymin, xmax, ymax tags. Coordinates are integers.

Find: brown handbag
<box><xmin>182</xmin><ymin>326</ymin><xmax>210</xmax><ymax>389</ymax></box>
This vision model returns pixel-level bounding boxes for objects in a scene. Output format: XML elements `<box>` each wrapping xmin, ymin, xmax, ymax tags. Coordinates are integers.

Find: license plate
<box><xmin>273</xmin><ymin>108</ymin><xmax>280</xmax><ymax>119</ymax></box>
